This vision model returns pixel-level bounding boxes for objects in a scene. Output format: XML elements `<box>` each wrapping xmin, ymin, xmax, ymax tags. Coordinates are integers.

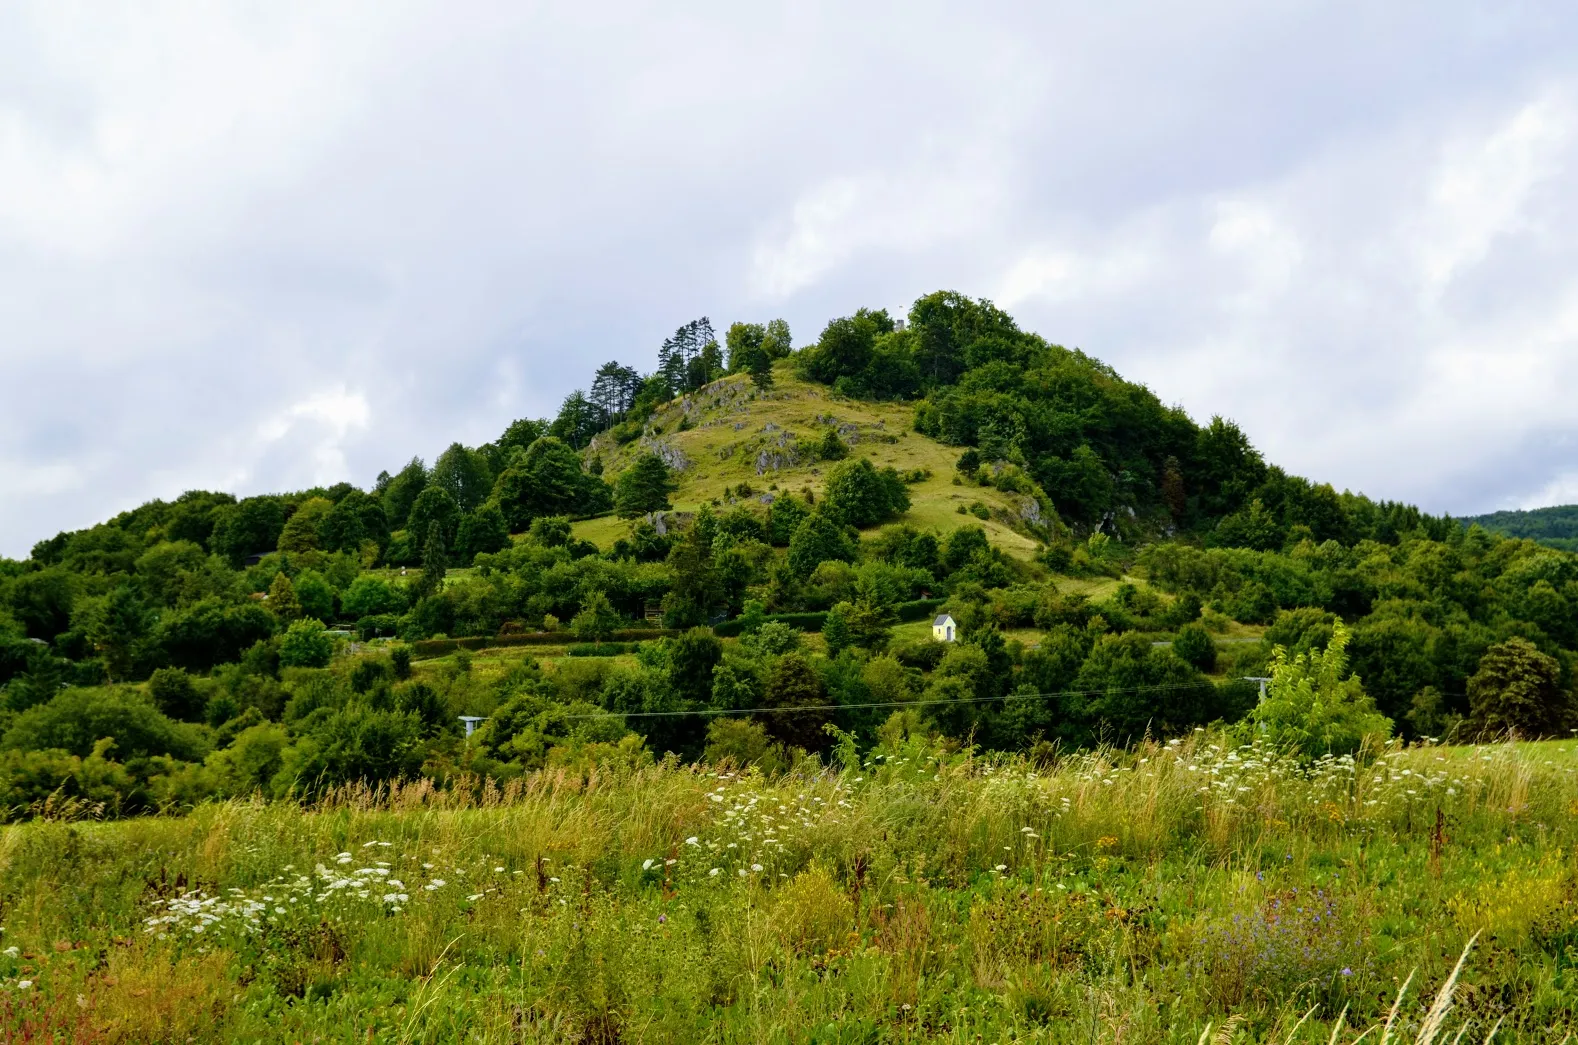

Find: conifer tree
<box><xmin>267</xmin><ymin>571</ymin><xmax>302</xmax><ymax>622</ymax></box>
<box><xmin>615</xmin><ymin>454</ymin><xmax>676</xmax><ymax>518</ymax></box>
<box><xmin>749</xmin><ymin>350</ymin><xmax>774</xmax><ymax>391</ymax></box>
<box><xmin>418</xmin><ymin>522</ymin><xmax>448</xmax><ymax>599</ymax></box>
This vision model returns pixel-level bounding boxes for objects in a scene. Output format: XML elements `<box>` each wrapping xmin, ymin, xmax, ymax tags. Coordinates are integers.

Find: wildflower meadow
<box><xmin>1</xmin><ymin>732</ymin><xmax>1575</xmax><ymax>1043</ymax></box>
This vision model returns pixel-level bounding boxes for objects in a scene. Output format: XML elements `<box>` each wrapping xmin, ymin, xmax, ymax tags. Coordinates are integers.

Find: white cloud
<box><xmin>749</xmin><ymin>157</ymin><xmax>1004</xmax><ymax>301</ymax></box>
<box><xmin>1523</xmin><ymin>471</ymin><xmax>1578</xmax><ymax>511</ymax></box>
<box><xmin>252</xmin><ymin>387</ymin><xmax>372</xmax><ymax>486</ymax></box>
<box><xmin>997</xmin><ymin>81</ymin><xmax>1578</xmax><ymax>514</ymax></box>
<box><xmin>1417</xmin><ymin>92</ymin><xmax>1571</xmax><ymax>301</ymax></box>
<box><xmin>0</xmin><ymin>460</ymin><xmax>81</xmax><ymax>499</ymax></box>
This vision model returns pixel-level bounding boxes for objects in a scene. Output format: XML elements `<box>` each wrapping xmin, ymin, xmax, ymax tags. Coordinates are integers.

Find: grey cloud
<box><xmin>3</xmin><ymin>1</ymin><xmax>1578</xmax><ymax>555</ymax></box>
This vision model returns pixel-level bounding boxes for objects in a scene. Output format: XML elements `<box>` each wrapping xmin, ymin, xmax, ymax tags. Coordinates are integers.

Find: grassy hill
<box><xmin>1462</xmin><ymin>504</ymin><xmax>1578</xmax><ymax>551</ymax></box>
<box><xmin>573</xmin><ymin>363</ymin><xmax>1048</xmax><ymax>560</ymax></box>
<box><xmin>9</xmin><ymin>293</ymin><xmax>1578</xmax><ymax>1037</ymax></box>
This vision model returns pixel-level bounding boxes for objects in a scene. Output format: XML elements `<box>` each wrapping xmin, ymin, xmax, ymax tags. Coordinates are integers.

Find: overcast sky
<box><xmin>4</xmin><ymin>1</ymin><xmax>1578</xmax><ymax>556</ymax></box>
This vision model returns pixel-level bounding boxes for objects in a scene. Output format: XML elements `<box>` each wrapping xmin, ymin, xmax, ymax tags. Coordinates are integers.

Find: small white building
<box><xmin>932</xmin><ymin>614</ymin><xmax>957</xmax><ymax>642</ymax></box>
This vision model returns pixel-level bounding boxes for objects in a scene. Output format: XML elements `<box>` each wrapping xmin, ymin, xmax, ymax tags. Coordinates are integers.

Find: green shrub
<box><xmin>1172</xmin><ymin>623</ymin><xmax>1218</xmax><ymax>672</ymax></box>
<box><xmin>279</xmin><ymin>619</ymin><xmax>334</xmax><ymax>669</ymax></box>
<box><xmin>1</xmin><ymin>687</ymin><xmax>208</xmax><ymax>761</ymax></box>
<box><xmin>1241</xmin><ymin>622</ymin><xmax>1391</xmax><ymax>757</ymax></box>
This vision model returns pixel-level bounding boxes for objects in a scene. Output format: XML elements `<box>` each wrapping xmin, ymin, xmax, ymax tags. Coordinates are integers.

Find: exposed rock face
<box><xmin>755</xmin><ymin>449</ymin><xmax>797</xmax><ymax>475</ymax></box>
<box><xmin>639</xmin><ymin>437</ymin><xmax>691</xmax><ymax>472</ymax></box>
<box><xmin>1017</xmin><ymin>496</ymin><xmax>1045</xmax><ymax>528</ymax></box>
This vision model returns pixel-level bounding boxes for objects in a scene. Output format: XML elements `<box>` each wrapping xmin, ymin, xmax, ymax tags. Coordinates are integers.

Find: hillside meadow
<box><xmin>569</xmin><ymin>366</ymin><xmax>1046</xmax><ymax>561</ymax></box>
<box><xmin>2</xmin><ymin>733</ymin><xmax>1574</xmax><ymax>1043</ymax></box>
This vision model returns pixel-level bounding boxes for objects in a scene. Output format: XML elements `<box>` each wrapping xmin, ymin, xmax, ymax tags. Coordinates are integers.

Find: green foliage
<box><xmin>821</xmin><ymin>602</ymin><xmax>853</xmax><ymax>656</ymax></box>
<box><xmin>762</xmin><ymin>317</ymin><xmax>793</xmax><ymax>358</ymax></box>
<box><xmin>431</xmin><ymin>442</ymin><xmax>493</xmax><ymax>513</ymax></box>
<box><xmin>766</xmin><ymin>494</ymin><xmax>809</xmax><ymax>547</ymax></box>
<box><xmin>292</xmin><ymin>569</ymin><xmax>336</xmax><ymax>623</ymax></box>
<box><xmin>277</xmin><ymin>497</ymin><xmax>335</xmax><ymax>553</ymax></box>
<box><xmin>267</xmin><ymin>571</ymin><xmax>302</xmax><ymax>622</ymax></box>
<box><xmin>208</xmin><ymin>496</ymin><xmax>287</xmax><ymax>566</ymax></box>
<box><xmin>455</xmin><ymin>503</ymin><xmax>510</xmax><ymax>561</ymax></box>
<box><xmin>147</xmin><ymin>667</ymin><xmax>206</xmax><ymax>722</ymax></box>
<box><xmin>380</xmin><ymin>458</ymin><xmax>429</xmax><ymax>533</ymax></box>
<box><xmin>492</xmin><ymin>436</ymin><xmax>610</xmax><ymax>531</ymax></box>
<box><xmin>1243</xmin><ymin>623</ymin><xmax>1391</xmax><ymax>756</ymax></box>
<box><xmin>571</xmin><ymin>591</ymin><xmax>622</xmax><ymax>643</ymax></box>
<box><xmin>319</xmin><ymin>489</ymin><xmax>389</xmax><ymax>556</ymax></box>
<box><xmin>702</xmin><ymin>717</ymin><xmax>780</xmax><ymax>768</ymax></box>
<box><xmin>278</xmin><ymin>619</ymin><xmax>334</xmax><ymax>670</ymax></box>
<box><xmin>2</xmin><ymin>686</ymin><xmax>207</xmax><ymax>761</ymax></box>
<box><xmin>786</xmin><ymin>510</ymin><xmax>857</xmax><ymax>579</ymax></box>
<box><xmin>16</xmin><ymin>285</ymin><xmax>1578</xmax><ymax>875</ymax></box>
<box><xmin>657</xmin><ymin>317</ymin><xmax>722</xmax><ymax>396</ymax></box>
<box><xmin>1467</xmin><ymin>637</ymin><xmax>1575</xmax><ymax>739</ymax></box>
<box><xmin>668</xmin><ymin>628</ymin><xmax>723</xmax><ymax>705</ymax></box>
<box><xmin>822</xmin><ymin>458</ymin><xmax>910</xmax><ymax>529</ymax></box>
<box><xmin>725</xmin><ymin>321</ymin><xmax>766</xmax><ymax>372</ymax></box>
<box><xmin>275</xmin><ymin>706</ymin><xmax>427</xmax><ymax>794</ymax></box>
<box><xmin>1172</xmin><ymin>622</ymin><xmax>1218</xmax><ymax>672</ymax></box>
<box><xmin>761</xmin><ymin>652</ymin><xmax>830</xmax><ymax>750</ymax></box>
<box><xmin>1462</xmin><ymin>505</ymin><xmax>1578</xmax><ymax>551</ymax></box>
<box><xmin>154</xmin><ymin>598</ymin><xmax>276</xmax><ymax>673</ymax></box>
<box><xmin>528</xmin><ymin>515</ymin><xmax>573</xmax><ymax>548</ymax></box>
<box><xmin>406</xmin><ymin>486</ymin><xmax>461</xmax><ymax>550</ymax></box>
<box><xmin>341</xmin><ymin>576</ymin><xmax>405</xmax><ymax>620</ymax></box>
<box><xmin>615</xmin><ymin>453</ymin><xmax>676</xmax><ymax>518</ymax></box>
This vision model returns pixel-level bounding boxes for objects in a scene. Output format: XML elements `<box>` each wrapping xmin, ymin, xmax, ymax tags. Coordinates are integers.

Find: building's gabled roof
<box><xmin>933</xmin><ymin>614</ymin><xmax>954</xmax><ymax>626</ymax></box>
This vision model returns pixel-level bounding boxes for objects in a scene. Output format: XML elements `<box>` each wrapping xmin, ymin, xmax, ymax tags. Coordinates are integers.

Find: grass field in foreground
<box><xmin>2</xmin><ymin>735</ymin><xmax>1575</xmax><ymax>1042</ymax></box>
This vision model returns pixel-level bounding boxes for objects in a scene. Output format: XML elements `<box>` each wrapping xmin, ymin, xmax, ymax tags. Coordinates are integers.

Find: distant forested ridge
<box><xmin>2</xmin><ymin>290</ymin><xmax>1576</xmax><ymax>819</ymax></box>
<box><xmin>1461</xmin><ymin>505</ymin><xmax>1578</xmax><ymax>552</ymax></box>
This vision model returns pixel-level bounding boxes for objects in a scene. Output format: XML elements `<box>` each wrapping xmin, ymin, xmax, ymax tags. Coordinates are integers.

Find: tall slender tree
<box><xmin>418</xmin><ymin>522</ymin><xmax>448</xmax><ymax>599</ymax></box>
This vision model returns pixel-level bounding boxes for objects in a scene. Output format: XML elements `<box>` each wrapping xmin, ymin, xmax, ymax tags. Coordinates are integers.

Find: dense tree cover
<box><xmin>1138</xmin><ymin>525</ymin><xmax>1578</xmax><ymax>737</ymax></box>
<box><xmin>7</xmin><ymin>292</ymin><xmax>1578</xmax><ymax>820</ymax></box>
<box><xmin>1462</xmin><ymin>504</ymin><xmax>1578</xmax><ymax>552</ymax></box>
<box><xmin>794</xmin><ymin>292</ymin><xmax>1458</xmax><ymax>553</ymax></box>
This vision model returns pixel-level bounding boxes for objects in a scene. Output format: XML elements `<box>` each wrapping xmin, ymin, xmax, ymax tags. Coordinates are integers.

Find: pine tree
<box><xmin>749</xmin><ymin>351</ymin><xmax>774</xmax><ymax>391</ymax></box>
<box><xmin>418</xmin><ymin>522</ymin><xmax>448</xmax><ymax>599</ymax></box>
<box><xmin>823</xmin><ymin>603</ymin><xmax>854</xmax><ymax>656</ymax></box>
<box><xmin>615</xmin><ymin>454</ymin><xmax>676</xmax><ymax>518</ymax></box>
<box><xmin>658</xmin><ymin>330</ymin><xmax>687</xmax><ymax>397</ymax></box>
<box><xmin>589</xmin><ymin>362</ymin><xmax>639</xmax><ymax>428</ymax></box>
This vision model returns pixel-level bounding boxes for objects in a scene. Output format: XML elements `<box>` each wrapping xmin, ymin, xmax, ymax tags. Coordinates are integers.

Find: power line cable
<box><xmin>553</xmin><ymin>679</ymin><xmax>1241</xmax><ymax>721</ymax></box>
